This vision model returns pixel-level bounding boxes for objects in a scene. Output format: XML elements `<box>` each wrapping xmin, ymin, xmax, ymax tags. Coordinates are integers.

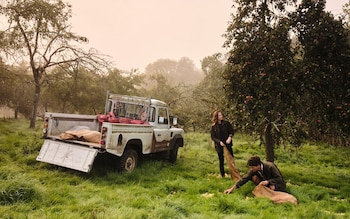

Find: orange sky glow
<box><xmin>69</xmin><ymin>0</ymin><xmax>348</xmax><ymax>72</ymax></box>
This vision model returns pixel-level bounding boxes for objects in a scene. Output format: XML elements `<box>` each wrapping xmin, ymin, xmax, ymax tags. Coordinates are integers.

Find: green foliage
<box><xmin>223</xmin><ymin>0</ymin><xmax>350</xmax><ymax>156</ymax></box>
<box><xmin>0</xmin><ymin>0</ymin><xmax>110</xmax><ymax>128</ymax></box>
<box><xmin>189</xmin><ymin>54</ymin><xmax>228</xmax><ymax>132</ymax></box>
<box><xmin>0</xmin><ymin>120</ymin><xmax>349</xmax><ymax>218</ymax></box>
<box><xmin>40</xmin><ymin>66</ymin><xmax>144</xmax><ymax>115</ymax></box>
<box><xmin>0</xmin><ymin>63</ymin><xmax>34</xmax><ymax>118</ymax></box>
<box><xmin>289</xmin><ymin>0</ymin><xmax>350</xmax><ymax>144</ymax></box>
<box><xmin>223</xmin><ymin>0</ymin><xmax>300</xmax><ymax>161</ymax></box>
<box><xmin>140</xmin><ymin>57</ymin><xmax>205</xmax><ymax>130</ymax></box>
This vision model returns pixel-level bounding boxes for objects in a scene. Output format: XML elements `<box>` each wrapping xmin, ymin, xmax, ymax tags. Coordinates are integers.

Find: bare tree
<box><xmin>0</xmin><ymin>0</ymin><xmax>110</xmax><ymax>128</ymax></box>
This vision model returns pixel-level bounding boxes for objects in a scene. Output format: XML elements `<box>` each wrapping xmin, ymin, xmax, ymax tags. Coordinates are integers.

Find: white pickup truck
<box><xmin>37</xmin><ymin>92</ymin><xmax>184</xmax><ymax>173</ymax></box>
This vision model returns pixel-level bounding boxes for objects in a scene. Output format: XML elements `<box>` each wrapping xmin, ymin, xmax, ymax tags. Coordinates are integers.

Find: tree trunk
<box><xmin>264</xmin><ymin>122</ymin><xmax>275</xmax><ymax>162</ymax></box>
<box><xmin>30</xmin><ymin>82</ymin><xmax>41</xmax><ymax>129</ymax></box>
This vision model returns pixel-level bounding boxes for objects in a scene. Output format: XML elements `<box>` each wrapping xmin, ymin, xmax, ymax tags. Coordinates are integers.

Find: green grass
<box><xmin>0</xmin><ymin>119</ymin><xmax>349</xmax><ymax>218</ymax></box>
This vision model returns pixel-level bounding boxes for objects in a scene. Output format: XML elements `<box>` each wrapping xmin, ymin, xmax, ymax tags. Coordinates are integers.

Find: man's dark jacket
<box><xmin>235</xmin><ymin>161</ymin><xmax>286</xmax><ymax>192</ymax></box>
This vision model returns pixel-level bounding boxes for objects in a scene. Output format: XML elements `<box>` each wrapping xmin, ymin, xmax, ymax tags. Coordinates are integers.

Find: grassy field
<box><xmin>0</xmin><ymin>119</ymin><xmax>349</xmax><ymax>219</ymax></box>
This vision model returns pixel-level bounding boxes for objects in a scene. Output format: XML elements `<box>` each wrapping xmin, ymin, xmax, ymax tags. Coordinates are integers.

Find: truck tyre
<box><xmin>119</xmin><ymin>149</ymin><xmax>138</xmax><ymax>172</ymax></box>
<box><xmin>169</xmin><ymin>142</ymin><xmax>179</xmax><ymax>163</ymax></box>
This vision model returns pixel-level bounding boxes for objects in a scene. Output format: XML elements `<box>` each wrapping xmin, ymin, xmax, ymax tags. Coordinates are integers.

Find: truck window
<box><xmin>149</xmin><ymin>107</ymin><xmax>156</xmax><ymax>122</ymax></box>
<box><xmin>139</xmin><ymin>106</ymin><xmax>149</xmax><ymax>121</ymax></box>
<box><xmin>113</xmin><ymin>102</ymin><xmax>126</xmax><ymax>117</ymax></box>
<box><xmin>158</xmin><ymin>107</ymin><xmax>168</xmax><ymax>124</ymax></box>
<box><xmin>112</xmin><ymin>101</ymin><xmax>149</xmax><ymax>120</ymax></box>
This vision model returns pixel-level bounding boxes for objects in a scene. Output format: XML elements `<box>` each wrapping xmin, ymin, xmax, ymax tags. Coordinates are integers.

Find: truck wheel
<box><xmin>119</xmin><ymin>149</ymin><xmax>138</xmax><ymax>172</ymax></box>
<box><xmin>169</xmin><ymin>142</ymin><xmax>179</xmax><ymax>163</ymax></box>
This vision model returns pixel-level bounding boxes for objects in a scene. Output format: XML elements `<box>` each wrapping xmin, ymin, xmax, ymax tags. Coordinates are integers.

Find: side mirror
<box><xmin>172</xmin><ymin>117</ymin><xmax>178</xmax><ymax>126</ymax></box>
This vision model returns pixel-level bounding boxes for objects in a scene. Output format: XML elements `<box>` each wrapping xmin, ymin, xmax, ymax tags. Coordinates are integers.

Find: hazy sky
<box><xmin>69</xmin><ymin>0</ymin><xmax>348</xmax><ymax>72</ymax></box>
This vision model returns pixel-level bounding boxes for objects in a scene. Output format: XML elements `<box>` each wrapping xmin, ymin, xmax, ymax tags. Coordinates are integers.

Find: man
<box><xmin>225</xmin><ymin>156</ymin><xmax>286</xmax><ymax>194</ymax></box>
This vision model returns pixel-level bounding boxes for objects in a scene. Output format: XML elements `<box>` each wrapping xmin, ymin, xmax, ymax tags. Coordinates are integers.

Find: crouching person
<box><xmin>225</xmin><ymin>155</ymin><xmax>286</xmax><ymax>194</ymax></box>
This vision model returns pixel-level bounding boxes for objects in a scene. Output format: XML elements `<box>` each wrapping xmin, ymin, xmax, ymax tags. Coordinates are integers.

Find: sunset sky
<box><xmin>69</xmin><ymin>0</ymin><xmax>349</xmax><ymax>72</ymax></box>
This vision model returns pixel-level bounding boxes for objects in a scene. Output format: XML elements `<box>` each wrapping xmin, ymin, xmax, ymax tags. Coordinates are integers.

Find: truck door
<box><xmin>153</xmin><ymin>107</ymin><xmax>171</xmax><ymax>150</ymax></box>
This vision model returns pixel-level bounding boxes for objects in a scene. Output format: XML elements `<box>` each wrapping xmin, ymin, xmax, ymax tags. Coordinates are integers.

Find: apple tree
<box><xmin>0</xmin><ymin>0</ymin><xmax>109</xmax><ymax>128</ymax></box>
<box><xmin>223</xmin><ymin>0</ymin><xmax>299</xmax><ymax>161</ymax></box>
<box><xmin>290</xmin><ymin>0</ymin><xmax>350</xmax><ymax>146</ymax></box>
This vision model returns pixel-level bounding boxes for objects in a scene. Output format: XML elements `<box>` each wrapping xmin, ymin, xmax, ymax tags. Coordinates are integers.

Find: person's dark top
<box><xmin>211</xmin><ymin>120</ymin><xmax>234</xmax><ymax>147</ymax></box>
<box><xmin>235</xmin><ymin>161</ymin><xmax>286</xmax><ymax>192</ymax></box>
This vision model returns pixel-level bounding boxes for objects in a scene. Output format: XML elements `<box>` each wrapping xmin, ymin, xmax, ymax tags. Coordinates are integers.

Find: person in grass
<box><xmin>224</xmin><ymin>155</ymin><xmax>286</xmax><ymax>194</ymax></box>
<box><xmin>210</xmin><ymin>110</ymin><xmax>235</xmax><ymax>178</ymax></box>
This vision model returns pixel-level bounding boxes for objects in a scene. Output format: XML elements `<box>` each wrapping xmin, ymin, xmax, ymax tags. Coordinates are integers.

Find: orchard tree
<box><xmin>103</xmin><ymin>69</ymin><xmax>143</xmax><ymax>97</ymax></box>
<box><xmin>0</xmin><ymin>0</ymin><xmax>109</xmax><ymax>128</ymax></box>
<box><xmin>0</xmin><ymin>59</ymin><xmax>10</xmax><ymax>106</ymax></box>
<box><xmin>141</xmin><ymin>72</ymin><xmax>185</xmax><ymax>105</ymax></box>
<box><xmin>42</xmin><ymin>64</ymin><xmax>104</xmax><ymax>114</ymax></box>
<box><xmin>0</xmin><ymin>61</ymin><xmax>33</xmax><ymax>118</ymax></box>
<box><xmin>343</xmin><ymin>1</ymin><xmax>350</xmax><ymax>29</ymax></box>
<box><xmin>224</xmin><ymin>0</ymin><xmax>298</xmax><ymax>161</ymax></box>
<box><xmin>142</xmin><ymin>57</ymin><xmax>204</xmax><ymax>129</ymax></box>
<box><xmin>140</xmin><ymin>70</ymin><xmax>191</xmax><ymax>129</ymax></box>
<box><xmin>9</xmin><ymin>64</ymin><xmax>34</xmax><ymax>119</ymax></box>
<box><xmin>197</xmin><ymin>53</ymin><xmax>227</xmax><ymax>109</ymax></box>
<box><xmin>290</xmin><ymin>0</ymin><xmax>350</xmax><ymax>145</ymax></box>
<box><xmin>190</xmin><ymin>53</ymin><xmax>228</xmax><ymax>132</ymax></box>
<box><xmin>42</xmin><ymin>66</ymin><xmax>143</xmax><ymax>114</ymax></box>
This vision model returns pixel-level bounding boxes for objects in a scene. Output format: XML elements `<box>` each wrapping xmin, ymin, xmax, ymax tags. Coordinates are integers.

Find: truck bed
<box><xmin>47</xmin><ymin>135</ymin><xmax>102</xmax><ymax>149</ymax></box>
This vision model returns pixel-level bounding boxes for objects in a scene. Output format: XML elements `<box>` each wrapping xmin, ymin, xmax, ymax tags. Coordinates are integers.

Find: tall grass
<box><xmin>0</xmin><ymin>120</ymin><xmax>349</xmax><ymax>218</ymax></box>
